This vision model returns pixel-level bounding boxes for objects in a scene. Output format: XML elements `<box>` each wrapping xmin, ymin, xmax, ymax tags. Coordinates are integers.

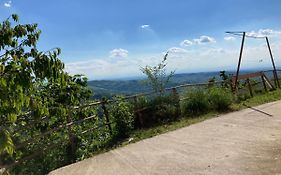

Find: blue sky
<box><xmin>1</xmin><ymin>0</ymin><xmax>281</xmax><ymax>80</ymax></box>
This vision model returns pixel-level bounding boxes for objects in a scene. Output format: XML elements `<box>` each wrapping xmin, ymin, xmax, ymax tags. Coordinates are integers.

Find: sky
<box><xmin>1</xmin><ymin>0</ymin><xmax>281</xmax><ymax>80</ymax></box>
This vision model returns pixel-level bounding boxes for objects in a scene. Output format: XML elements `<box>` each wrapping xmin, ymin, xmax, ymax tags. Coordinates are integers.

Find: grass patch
<box><xmin>232</xmin><ymin>89</ymin><xmax>281</xmax><ymax>110</ymax></box>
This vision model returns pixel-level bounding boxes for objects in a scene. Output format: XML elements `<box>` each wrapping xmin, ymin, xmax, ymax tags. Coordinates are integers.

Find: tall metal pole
<box><xmin>233</xmin><ymin>32</ymin><xmax>246</xmax><ymax>92</ymax></box>
<box><xmin>266</xmin><ymin>37</ymin><xmax>279</xmax><ymax>88</ymax></box>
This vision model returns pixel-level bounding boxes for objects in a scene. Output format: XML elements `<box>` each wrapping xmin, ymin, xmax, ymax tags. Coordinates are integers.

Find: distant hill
<box><xmin>88</xmin><ymin>69</ymin><xmax>273</xmax><ymax>99</ymax></box>
<box><xmin>88</xmin><ymin>71</ymin><xmax>230</xmax><ymax>98</ymax></box>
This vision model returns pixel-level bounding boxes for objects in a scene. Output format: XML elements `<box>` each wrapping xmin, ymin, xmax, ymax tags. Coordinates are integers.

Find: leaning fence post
<box><xmin>261</xmin><ymin>75</ymin><xmax>267</xmax><ymax>92</ymax></box>
<box><xmin>101</xmin><ymin>100</ymin><xmax>113</xmax><ymax>135</ymax></box>
<box><xmin>246</xmin><ymin>78</ymin><xmax>253</xmax><ymax>97</ymax></box>
<box><xmin>172</xmin><ymin>88</ymin><xmax>181</xmax><ymax>118</ymax></box>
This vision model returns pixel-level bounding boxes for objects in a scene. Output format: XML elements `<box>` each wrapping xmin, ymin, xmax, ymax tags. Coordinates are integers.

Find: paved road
<box><xmin>50</xmin><ymin>100</ymin><xmax>281</xmax><ymax>175</ymax></box>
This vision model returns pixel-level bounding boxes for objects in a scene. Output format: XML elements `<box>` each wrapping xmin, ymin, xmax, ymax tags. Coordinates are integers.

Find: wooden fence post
<box><xmin>67</xmin><ymin>109</ymin><xmax>76</xmax><ymax>162</ymax></box>
<box><xmin>101</xmin><ymin>101</ymin><xmax>113</xmax><ymax>135</ymax></box>
<box><xmin>172</xmin><ymin>88</ymin><xmax>181</xmax><ymax>118</ymax></box>
<box><xmin>261</xmin><ymin>75</ymin><xmax>267</xmax><ymax>92</ymax></box>
<box><xmin>246</xmin><ymin>78</ymin><xmax>253</xmax><ymax>97</ymax></box>
<box><xmin>262</xmin><ymin>73</ymin><xmax>275</xmax><ymax>90</ymax></box>
<box><xmin>133</xmin><ymin>96</ymin><xmax>144</xmax><ymax>127</ymax></box>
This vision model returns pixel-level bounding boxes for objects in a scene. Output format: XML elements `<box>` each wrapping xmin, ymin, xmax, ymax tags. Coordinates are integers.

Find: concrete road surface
<box><xmin>50</xmin><ymin>100</ymin><xmax>281</xmax><ymax>175</ymax></box>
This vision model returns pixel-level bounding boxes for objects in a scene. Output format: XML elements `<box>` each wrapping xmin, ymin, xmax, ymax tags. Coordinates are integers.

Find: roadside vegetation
<box><xmin>1</xmin><ymin>15</ymin><xmax>281</xmax><ymax>175</ymax></box>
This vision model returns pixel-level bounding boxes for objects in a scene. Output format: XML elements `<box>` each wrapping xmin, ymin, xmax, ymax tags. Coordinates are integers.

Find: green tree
<box><xmin>10</xmin><ymin>74</ymin><xmax>94</xmax><ymax>174</ymax></box>
<box><xmin>0</xmin><ymin>14</ymin><xmax>66</xmax><ymax>155</ymax></box>
<box><xmin>140</xmin><ymin>52</ymin><xmax>174</xmax><ymax>94</ymax></box>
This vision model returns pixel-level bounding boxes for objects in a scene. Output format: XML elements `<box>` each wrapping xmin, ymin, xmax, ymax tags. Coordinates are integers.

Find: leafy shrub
<box><xmin>150</xmin><ymin>95</ymin><xmax>178</xmax><ymax>121</ymax></box>
<box><xmin>236</xmin><ymin>93</ymin><xmax>251</xmax><ymax>102</ymax></box>
<box><xmin>110</xmin><ymin>97</ymin><xmax>134</xmax><ymax>138</ymax></box>
<box><xmin>208</xmin><ymin>87</ymin><xmax>233</xmax><ymax>111</ymax></box>
<box><xmin>182</xmin><ymin>89</ymin><xmax>209</xmax><ymax>116</ymax></box>
<box><xmin>134</xmin><ymin>95</ymin><xmax>179</xmax><ymax>128</ymax></box>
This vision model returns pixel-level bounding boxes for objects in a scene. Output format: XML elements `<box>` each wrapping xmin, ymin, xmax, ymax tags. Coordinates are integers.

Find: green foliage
<box><xmin>0</xmin><ymin>129</ymin><xmax>14</xmax><ymax>155</ymax></box>
<box><xmin>182</xmin><ymin>89</ymin><xmax>209</xmax><ymax>116</ymax></box>
<box><xmin>10</xmin><ymin>74</ymin><xmax>94</xmax><ymax>173</ymax></box>
<box><xmin>182</xmin><ymin>87</ymin><xmax>233</xmax><ymax>116</ymax></box>
<box><xmin>134</xmin><ymin>95</ymin><xmax>179</xmax><ymax>127</ymax></box>
<box><xmin>151</xmin><ymin>95</ymin><xmax>178</xmax><ymax>121</ymax></box>
<box><xmin>110</xmin><ymin>97</ymin><xmax>134</xmax><ymax>138</ymax></box>
<box><xmin>141</xmin><ymin>52</ymin><xmax>174</xmax><ymax>94</ymax></box>
<box><xmin>0</xmin><ymin>14</ymin><xmax>96</xmax><ymax>174</ymax></box>
<box><xmin>0</xmin><ymin>14</ymin><xmax>66</xmax><ymax>154</ymax></box>
<box><xmin>40</xmin><ymin>74</ymin><xmax>92</xmax><ymax>107</ymax></box>
<box><xmin>236</xmin><ymin>93</ymin><xmax>252</xmax><ymax>102</ymax></box>
<box><xmin>208</xmin><ymin>87</ymin><xmax>233</xmax><ymax>111</ymax></box>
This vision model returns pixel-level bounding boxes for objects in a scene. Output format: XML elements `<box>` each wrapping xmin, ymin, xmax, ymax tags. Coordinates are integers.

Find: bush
<box><xmin>110</xmin><ymin>97</ymin><xmax>134</xmax><ymax>138</ymax></box>
<box><xmin>236</xmin><ymin>93</ymin><xmax>251</xmax><ymax>102</ymax></box>
<box><xmin>133</xmin><ymin>95</ymin><xmax>179</xmax><ymax>128</ymax></box>
<box><xmin>208</xmin><ymin>87</ymin><xmax>233</xmax><ymax>111</ymax></box>
<box><xmin>182</xmin><ymin>89</ymin><xmax>209</xmax><ymax>116</ymax></box>
<box><xmin>150</xmin><ymin>95</ymin><xmax>178</xmax><ymax>121</ymax></box>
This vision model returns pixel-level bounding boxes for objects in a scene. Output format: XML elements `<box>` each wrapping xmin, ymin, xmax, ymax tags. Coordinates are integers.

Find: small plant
<box><xmin>208</xmin><ymin>87</ymin><xmax>233</xmax><ymax>111</ymax></box>
<box><xmin>141</xmin><ymin>52</ymin><xmax>175</xmax><ymax>95</ymax></box>
<box><xmin>220</xmin><ymin>71</ymin><xmax>233</xmax><ymax>89</ymax></box>
<box><xmin>182</xmin><ymin>89</ymin><xmax>210</xmax><ymax>116</ymax></box>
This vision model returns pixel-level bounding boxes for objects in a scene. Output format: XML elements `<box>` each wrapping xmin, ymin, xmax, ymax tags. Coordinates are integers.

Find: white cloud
<box><xmin>205</xmin><ymin>48</ymin><xmax>226</xmax><ymax>55</ymax></box>
<box><xmin>224</xmin><ymin>36</ymin><xmax>236</xmax><ymax>41</ymax></box>
<box><xmin>140</xmin><ymin>24</ymin><xmax>150</xmax><ymax>29</ymax></box>
<box><xmin>193</xmin><ymin>35</ymin><xmax>216</xmax><ymax>44</ymax></box>
<box><xmin>65</xmin><ymin>39</ymin><xmax>281</xmax><ymax>80</ymax></box>
<box><xmin>65</xmin><ymin>56</ymin><xmax>161</xmax><ymax>80</ymax></box>
<box><xmin>259</xmin><ymin>29</ymin><xmax>274</xmax><ymax>35</ymax></box>
<box><xmin>180</xmin><ymin>35</ymin><xmax>216</xmax><ymax>47</ymax></box>
<box><xmin>4</xmin><ymin>0</ymin><xmax>12</xmax><ymax>7</ymax></box>
<box><xmin>247</xmin><ymin>29</ymin><xmax>281</xmax><ymax>37</ymax></box>
<box><xmin>109</xmin><ymin>48</ymin><xmax>128</xmax><ymax>58</ymax></box>
<box><xmin>180</xmin><ymin>40</ymin><xmax>193</xmax><ymax>47</ymax></box>
<box><xmin>168</xmin><ymin>47</ymin><xmax>188</xmax><ymax>54</ymax></box>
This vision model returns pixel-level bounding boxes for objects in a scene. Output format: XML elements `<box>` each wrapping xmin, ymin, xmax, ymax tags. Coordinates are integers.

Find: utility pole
<box><xmin>233</xmin><ymin>32</ymin><xmax>246</xmax><ymax>92</ymax></box>
<box><xmin>265</xmin><ymin>37</ymin><xmax>279</xmax><ymax>88</ymax></box>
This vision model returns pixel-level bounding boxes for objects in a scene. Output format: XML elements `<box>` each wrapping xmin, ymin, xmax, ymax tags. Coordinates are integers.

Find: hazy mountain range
<box><xmin>88</xmin><ymin>71</ymin><xmax>234</xmax><ymax>98</ymax></box>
